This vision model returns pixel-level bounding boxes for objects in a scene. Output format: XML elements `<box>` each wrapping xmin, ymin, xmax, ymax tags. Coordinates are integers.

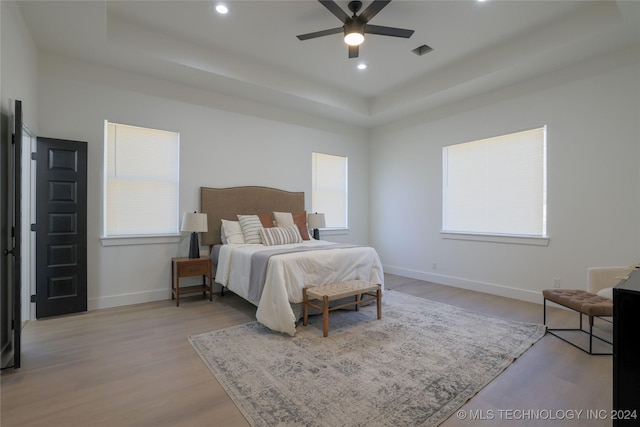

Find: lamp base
<box><xmin>313</xmin><ymin>228</ymin><xmax>320</xmax><ymax>240</ymax></box>
<box><xmin>188</xmin><ymin>232</ymin><xmax>200</xmax><ymax>258</ymax></box>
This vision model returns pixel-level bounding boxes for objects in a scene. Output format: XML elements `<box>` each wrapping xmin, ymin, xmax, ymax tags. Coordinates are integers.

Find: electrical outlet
<box><xmin>432</xmin><ymin>262</ymin><xmax>438</xmax><ymax>270</ymax></box>
<box><xmin>553</xmin><ymin>278</ymin><xmax>561</xmax><ymax>288</ymax></box>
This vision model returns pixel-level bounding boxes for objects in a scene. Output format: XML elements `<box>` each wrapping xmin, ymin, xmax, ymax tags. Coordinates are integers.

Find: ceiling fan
<box><xmin>297</xmin><ymin>0</ymin><xmax>414</xmax><ymax>58</ymax></box>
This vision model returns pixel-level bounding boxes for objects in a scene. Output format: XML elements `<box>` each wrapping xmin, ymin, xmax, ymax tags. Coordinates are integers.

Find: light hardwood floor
<box><xmin>1</xmin><ymin>274</ymin><xmax>612</xmax><ymax>427</ymax></box>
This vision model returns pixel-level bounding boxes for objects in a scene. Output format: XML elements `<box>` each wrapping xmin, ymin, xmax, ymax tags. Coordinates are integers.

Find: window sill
<box><xmin>101</xmin><ymin>234</ymin><xmax>181</xmax><ymax>247</ymax></box>
<box><xmin>318</xmin><ymin>228</ymin><xmax>349</xmax><ymax>237</ymax></box>
<box><xmin>441</xmin><ymin>231</ymin><xmax>549</xmax><ymax>246</ymax></box>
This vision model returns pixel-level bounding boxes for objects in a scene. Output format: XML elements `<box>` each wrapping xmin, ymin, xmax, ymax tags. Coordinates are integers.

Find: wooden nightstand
<box><xmin>171</xmin><ymin>256</ymin><xmax>213</xmax><ymax>307</ymax></box>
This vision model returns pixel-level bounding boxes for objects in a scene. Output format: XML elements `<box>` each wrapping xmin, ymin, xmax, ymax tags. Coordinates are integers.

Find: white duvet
<box><xmin>215</xmin><ymin>240</ymin><xmax>384</xmax><ymax>335</ymax></box>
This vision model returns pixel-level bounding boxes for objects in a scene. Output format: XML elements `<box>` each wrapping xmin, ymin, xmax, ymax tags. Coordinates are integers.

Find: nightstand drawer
<box><xmin>177</xmin><ymin>261</ymin><xmax>209</xmax><ymax>277</ymax></box>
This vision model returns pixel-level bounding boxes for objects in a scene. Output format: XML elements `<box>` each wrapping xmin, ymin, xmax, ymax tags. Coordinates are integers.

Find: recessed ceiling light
<box><xmin>357</xmin><ymin>63</ymin><xmax>367</xmax><ymax>70</ymax></box>
<box><xmin>215</xmin><ymin>4</ymin><xmax>228</xmax><ymax>14</ymax></box>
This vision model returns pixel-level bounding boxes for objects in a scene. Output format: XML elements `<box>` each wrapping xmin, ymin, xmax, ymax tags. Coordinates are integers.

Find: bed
<box><xmin>201</xmin><ymin>186</ymin><xmax>384</xmax><ymax>335</ymax></box>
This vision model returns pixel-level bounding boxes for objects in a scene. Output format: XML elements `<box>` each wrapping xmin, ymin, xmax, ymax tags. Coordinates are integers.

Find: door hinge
<box><xmin>31</xmin><ymin>152</ymin><xmax>37</xmax><ymax>160</ymax></box>
<box><xmin>30</xmin><ymin>295</ymin><xmax>36</xmax><ymax>303</ymax></box>
<box><xmin>31</xmin><ymin>224</ymin><xmax>36</xmax><ymax>232</ymax></box>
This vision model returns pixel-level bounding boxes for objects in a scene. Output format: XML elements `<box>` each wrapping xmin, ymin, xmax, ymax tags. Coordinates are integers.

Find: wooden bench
<box><xmin>302</xmin><ymin>280</ymin><xmax>382</xmax><ymax>337</ymax></box>
<box><xmin>543</xmin><ymin>289</ymin><xmax>613</xmax><ymax>355</ymax></box>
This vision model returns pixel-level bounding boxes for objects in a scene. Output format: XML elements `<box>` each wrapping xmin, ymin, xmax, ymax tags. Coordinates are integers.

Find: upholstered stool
<box><xmin>543</xmin><ymin>289</ymin><xmax>613</xmax><ymax>355</ymax></box>
<box><xmin>302</xmin><ymin>280</ymin><xmax>382</xmax><ymax>337</ymax></box>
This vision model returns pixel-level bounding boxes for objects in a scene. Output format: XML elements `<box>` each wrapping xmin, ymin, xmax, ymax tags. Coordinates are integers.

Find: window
<box><xmin>442</xmin><ymin>126</ymin><xmax>547</xmax><ymax>238</ymax></box>
<box><xmin>312</xmin><ymin>152</ymin><xmax>348</xmax><ymax>229</ymax></box>
<box><xmin>104</xmin><ymin>121</ymin><xmax>180</xmax><ymax>237</ymax></box>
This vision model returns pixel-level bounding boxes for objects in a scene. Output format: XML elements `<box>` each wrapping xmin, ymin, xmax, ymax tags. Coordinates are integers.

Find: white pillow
<box><xmin>237</xmin><ymin>215</ymin><xmax>263</xmax><ymax>244</ymax></box>
<box><xmin>259</xmin><ymin>225</ymin><xmax>302</xmax><ymax>246</ymax></box>
<box><xmin>221</xmin><ymin>219</ymin><xmax>245</xmax><ymax>244</ymax></box>
<box><xmin>597</xmin><ymin>287</ymin><xmax>613</xmax><ymax>300</ymax></box>
<box><xmin>273</xmin><ymin>211</ymin><xmax>294</xmax><ymax>227</ymax></box>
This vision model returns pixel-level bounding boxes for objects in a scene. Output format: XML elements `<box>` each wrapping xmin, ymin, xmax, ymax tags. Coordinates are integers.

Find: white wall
<box><xmin>1</xmin><ymin>0</ymin><xmax>38</xmax><ymax>128</ymax></box>
<box><xmin>1</xmin><ymin>0</ymin><xmax>39</xmax><ymax>323</ymax></box>
<box><xmin>370</xmin><ymin>46</ymin><xmax>640</xmax><ymax>303</ymax></box>
<box><xmin>36</xmin><ymin>53</ymin><xmax>370</xmax><ymax>310</ymax></box>
<box><xmin>9</xmin><ymin>0</ymin><xmax>640</xmax><ymax>311</ymax></box>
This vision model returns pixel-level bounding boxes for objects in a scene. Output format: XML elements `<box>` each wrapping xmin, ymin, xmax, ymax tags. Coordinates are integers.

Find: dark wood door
<box><xmin>35</xmin><ymin>137</ymin><xmax>87</xmax><ymax>319</ymax></box>
<box><xmin>0</xmin><ymin>110</ymin><xmax>8</xmax><ymax>368</ymax></box>
<box><xmin>11</xmin><ymin>103</ymin><xmax>23</xmax><ymax>367</ymax></box>
<box><xmin>1</xmin><ymin>100</ymin><xmax>23</xmax><ymax>369</ymax></box>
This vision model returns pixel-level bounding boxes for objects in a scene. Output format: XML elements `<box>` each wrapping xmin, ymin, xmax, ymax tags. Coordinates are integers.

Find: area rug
<box><xmin>189</xmin><ymin>290</ymin><xmax>545</xmax><ymax>427</ymax></box>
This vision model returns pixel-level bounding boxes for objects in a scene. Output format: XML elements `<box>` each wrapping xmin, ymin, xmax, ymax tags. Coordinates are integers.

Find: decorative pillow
<box><xmin>259</xmin><ymin>225</ymin><xmax>302</xmax><ymax>246</ymax></box>
<box><xmin>237</xmin><ymin>214</ymin><xmax>263</xmax><ymax>244</ymax></box>
<box><xmin>221</xmin><ymin>219</ymin><xmax>245</xmax><ymax>244</ymax></box>
<box><xmin>258</xmin><ymin>213</ymin><xmax>275</xmax><ymax>228</ymax></box>
<box><xmin>274</xmin><ymin>211</ymin><xmax>310</xmax><ymax>240</ymax></box>
<box><xmin>597</xmin><ymin>287</ymin><xmax>613</xmax><ymax>300</ymax></box>
<box><xmin>292</xmin><ymin>211</ymin><xmax>310</xmax><ymax>240</ymax></box>
<box><xmin>273</xmin><ymin>211</ymin><xmax>294</xmax><ymax>227</ymax></box>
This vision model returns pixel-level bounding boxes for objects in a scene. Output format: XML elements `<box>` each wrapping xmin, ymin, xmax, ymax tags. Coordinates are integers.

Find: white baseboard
<box><xmin>88</xmin><ymin>289</ymin><xmax>171</xmax><ymax>311</ymax></box>
<box><xmin>383</xmin><ymin>265</ymin><xmax>543</xmax><ymax>305</ymax></box>
<box><xmin>88</xmin><ymin>268</ymin><xmax>544</xmax><ymax>311</ymax></box>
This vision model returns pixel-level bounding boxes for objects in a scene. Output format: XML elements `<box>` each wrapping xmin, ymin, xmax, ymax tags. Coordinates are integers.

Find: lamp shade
<box><xmin>181</xmin><ymin>212</ymin><xmax>208</xmax><ymax>233</ymax></box>
<box><xmin>307</xmin><ymin>213</ymin><xmax>326</xmax><ymax>229</ymax></box>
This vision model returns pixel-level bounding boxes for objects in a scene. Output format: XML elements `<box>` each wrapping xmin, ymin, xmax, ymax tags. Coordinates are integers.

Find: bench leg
<box><xmin>589</xmin><ymin>315</ymin><xmax>594</xmax><ymax>355</ymax></box>
<box><xmin>579</xmin><ymin>311</ymin><xmax>583</xmax><ymax>330</ymax></box>
<box><xmin>543</xmin><ymin>297</ymin><xmax>612</xmax><ymax>355</ymax></box>
<box><xmin>302</xmin><ymin>288</ymin><xmax>309</xmax><ymax>326</ymax></box>
<box><xmin>323</xmin><ymin>295</ymin><xmax>329</xmax><ymax>337</ymax></box>
<box><xmin>376</xmin><ymin>288</ymin><xmax>382</xmax><ymax>319</ymax></box>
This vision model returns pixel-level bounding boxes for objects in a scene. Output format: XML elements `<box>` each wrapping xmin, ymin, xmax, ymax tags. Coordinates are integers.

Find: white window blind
<box><xmin>312</xmin><ymin>152</ymin><xmax>348</xmax><ymax>229</ymax></box>
<box><xmin>442</xmin><ymin>126</ymin><xmax>547</xmax><ymax>237</ymax></box>
<box><xmin>104</xmin><ymin>121</ymin><xmax>180</xmax><ymax>237</ymax></box>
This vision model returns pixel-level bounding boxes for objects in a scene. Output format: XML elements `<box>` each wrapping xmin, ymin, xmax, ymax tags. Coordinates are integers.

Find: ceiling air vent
<box><xmin>412</xmin><ymin>44</ymin><xmax>433</xmax><ymax>56</ymax></box>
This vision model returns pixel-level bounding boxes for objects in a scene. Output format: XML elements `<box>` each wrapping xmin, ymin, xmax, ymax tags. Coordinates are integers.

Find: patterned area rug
<box><xmin>189</xmin><ymin>290</ymin><xmax>545</xmax><ymax>427</ymax></box>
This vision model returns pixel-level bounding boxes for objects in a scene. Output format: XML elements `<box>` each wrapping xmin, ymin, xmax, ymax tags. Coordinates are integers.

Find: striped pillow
<box><xmin>237</xmin><ymin>215</ymin><xmax>264</xmax><ymax>244</ymax></box>
<box><xmin>259</xmin><ymin>225</ymin><xmax>302</xmax><ymax>246</ymax></box>
<box><xmin>274</xmin><ymin>211</ymin><xmax>310</xmax><ymax>240</ymax></box>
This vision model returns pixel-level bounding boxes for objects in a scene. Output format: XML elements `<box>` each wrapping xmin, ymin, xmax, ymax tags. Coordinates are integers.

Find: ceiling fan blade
<box><xmin>319</xmin><ymin>0</ymin><xmax>350</xmax><ymax>23</ymax></box>
<box><xmin>348</xmin><ymin>45</ymin><xmax>359</xmax><ymax>58</ymax></box>
<box><xmin>297</xmin><ymin>27</ymin><xmax>343</xmax><ymax>41</ymax></box>
<box><xmin>364</xmin><ymin>24</ymin><xmax>414</xmax><ymax>38</ymax></box>
<box><xmin>358</xmin><ymin>0</ymin><xmax>391</xmax><ymax>23</ymax></box>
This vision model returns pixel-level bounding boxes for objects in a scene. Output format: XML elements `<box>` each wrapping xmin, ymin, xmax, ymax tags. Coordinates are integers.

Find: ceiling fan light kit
<box><xmin>344</xmin><ymin>31</ymin><xmax>364</xmax><ymax>46</ymax></box>
<box><xmin>297</xmin><ymin>0</ymin><xmax>415</xmax><ymax>58</ymax></box>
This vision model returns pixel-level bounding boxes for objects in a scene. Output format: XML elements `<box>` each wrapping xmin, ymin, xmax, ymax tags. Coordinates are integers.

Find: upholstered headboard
<box><xmin>200</xmin><ymin>186</ymin><xmax>305</xmax><ymax>246</ymax></box>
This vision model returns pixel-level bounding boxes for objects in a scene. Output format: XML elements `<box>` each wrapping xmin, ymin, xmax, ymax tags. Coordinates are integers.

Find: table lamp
<box><xmin>181</xmin><ymin>212</ymin><xmax>208</xmax><ymax>258</ymax></box>
<box><xmin>307</xmin><ymin>213</ymin><xmax>326</xmax><ymax>240</ymax></box>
